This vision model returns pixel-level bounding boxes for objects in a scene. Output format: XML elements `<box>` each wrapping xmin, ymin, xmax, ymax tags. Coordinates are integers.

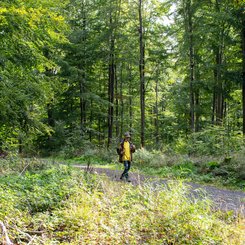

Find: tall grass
<box><xmin>0</xmin><ymin>159</ymin><xmax>244</xmax><ymax>244</ymax></box>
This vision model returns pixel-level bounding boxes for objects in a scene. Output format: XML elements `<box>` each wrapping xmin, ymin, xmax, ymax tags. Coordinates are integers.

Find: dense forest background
<box><xmin>0</xmin><ymin>0</ymin><xmax>245</xmax><ymax>157</ymax></box>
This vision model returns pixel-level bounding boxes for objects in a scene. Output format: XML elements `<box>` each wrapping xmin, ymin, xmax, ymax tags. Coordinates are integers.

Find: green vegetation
<box><xmin>55</xmin><ymin>145</ymin><xmax>245</xmax><ymax>190</ymax></box>
<box><xmin>0</xmin><ymin>0</ymin><xmax>245</xmax><ymax>157</ymax></box>
<box><xmin>133</xmin><ymin>148</ymin><xmax>245</xmax><ymax>190</ymax></box>
<box><xmin>0</xmin><ymin>1</ymin><xmax>245</xmax><ymax>243</ymax></box>
<box><xmin>0</xmin><ymin>158</ymin><xmax>244</xmax><ymax>244</ymax></box>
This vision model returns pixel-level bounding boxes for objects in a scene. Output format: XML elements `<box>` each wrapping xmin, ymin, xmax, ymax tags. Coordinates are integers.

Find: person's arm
<box><xmin>130</xmin><ymin>143</ymin><xmax>136</xmax><ymax>153</ymax></box>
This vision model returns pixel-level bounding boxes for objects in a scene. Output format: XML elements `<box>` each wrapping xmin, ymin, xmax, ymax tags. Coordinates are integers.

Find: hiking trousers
<box><xmin>121</xmin><ymin>161</ymin><xmax>131</xmax><ymax>180</ymax></box>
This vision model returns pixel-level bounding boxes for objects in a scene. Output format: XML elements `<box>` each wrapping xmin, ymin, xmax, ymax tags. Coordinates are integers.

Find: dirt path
<box><xmin>74</xmin><ymin>165</ymin><xmax>245</xmax><ymax>217</ymax></box>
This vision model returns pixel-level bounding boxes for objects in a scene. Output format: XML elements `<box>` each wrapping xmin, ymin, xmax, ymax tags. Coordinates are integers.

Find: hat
<box><xmin>124</xmin><ymin>132</ymin><xmax>131</xmax><ymax>138</ymax></box>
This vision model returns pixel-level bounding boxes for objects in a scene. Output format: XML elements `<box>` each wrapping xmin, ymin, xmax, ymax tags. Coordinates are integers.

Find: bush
<box><xmin>0</xmin><ymin>157</ymin><xmax>51</xmax><ymax>175</ymax></box>
<box><xmin>174</xmin><ymin>126</ymin><xmax>243</xmax><ymax>156</ymax></box>
<box><xmin>133</xmin><ymin>148</ymin><xmax>179</xmax><ymax>168</ymax></box>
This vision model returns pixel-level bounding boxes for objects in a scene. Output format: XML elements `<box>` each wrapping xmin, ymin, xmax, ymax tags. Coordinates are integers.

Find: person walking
<box><xmin>119</xmin><ymin>132</ymin><xmax>135</xmax><ymax>182</ymax></box>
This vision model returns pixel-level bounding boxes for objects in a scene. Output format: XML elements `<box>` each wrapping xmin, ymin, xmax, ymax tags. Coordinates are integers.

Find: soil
<box><xmin>74</xmin><ymin>165</ymin><xmax>245</xmax><ymax>217</ymax></box>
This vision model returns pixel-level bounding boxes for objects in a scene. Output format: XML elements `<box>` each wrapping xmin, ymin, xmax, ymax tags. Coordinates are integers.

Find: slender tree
<box><xmin>107</xmin><ymin>12</ymin><xmax>115</xmax><ymax>147</ymax></box>
<box><xmin>139</xmin><ymin>0</ymin><xmax>145</xmax><ymax>147</ymax></box>
<box><xmin>242</xmin><ymin>10</ymin><xmax>245</xmax><ymax>135</ymax></box>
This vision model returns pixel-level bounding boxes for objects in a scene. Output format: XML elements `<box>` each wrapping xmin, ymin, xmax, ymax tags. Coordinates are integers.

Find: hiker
<box><xmin>118</xmin><ymin>132</ymin><xmax>135</xmax><ymax>182</ymax></box>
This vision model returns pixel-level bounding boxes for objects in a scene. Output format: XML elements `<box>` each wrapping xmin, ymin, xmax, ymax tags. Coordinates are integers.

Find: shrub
<box><xmin>175</xmin><ymin>126</ymin><xmax>243</xmax><ymax>156</ymax></box>
<box><xmin>134</xmin><ymin>148</ymin><xmax>169</xmax><ymax>167</ymax></box>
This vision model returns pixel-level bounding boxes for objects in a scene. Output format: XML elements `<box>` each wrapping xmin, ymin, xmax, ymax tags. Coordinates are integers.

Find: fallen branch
<box><xmin>0</xmin><ymin>221</ymin><xmax>13</xmax><ymax>245</ymax></box>
<box><xmin>9</xmin><ymin>225</ymin><xmax>45</xmax><ymax>245</ymax></box>
<box><xmin>19</xmin><ymin>162</ymin><xmax>30</xmax><ymax>176</ymax></box>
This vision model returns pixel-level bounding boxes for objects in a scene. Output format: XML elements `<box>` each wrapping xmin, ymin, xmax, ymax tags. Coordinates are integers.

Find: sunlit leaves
<box><xmin>0</xmin><ymin>1</ymin><xmax>69</xmax><ymax>149</ymax></box>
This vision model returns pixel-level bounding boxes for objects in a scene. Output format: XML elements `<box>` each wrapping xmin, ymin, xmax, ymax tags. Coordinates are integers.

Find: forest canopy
<box><xmin>0</xmin><ymin>0</ymin><xmax>244</xmax><ymax>156</ymax></box>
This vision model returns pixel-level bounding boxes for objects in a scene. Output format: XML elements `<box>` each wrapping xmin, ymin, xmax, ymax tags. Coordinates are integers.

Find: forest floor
<box><xmin>74</xmin><ymin>165</ymin><xmax>245</xmax><ymax>217</ymax></box>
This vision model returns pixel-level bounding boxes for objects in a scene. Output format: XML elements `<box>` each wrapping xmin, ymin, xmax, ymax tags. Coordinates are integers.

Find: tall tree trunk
<box><xmin>155</xmin><ymin>75</ymin><xmax>159</xmax><ymax>147</ymax></box>
<box><xmin>195</xmin><ymin>90</ymin><xmax>200</xmax><ymax>132</ymax></box>
<box><xmin>214</xmin><ymin>46</ymin><xmax>223</xmax><ymax>125</ymax></box>
<box><xmin>115</xmin><ymin>65</ymin><xmax>119</xmax><ymax>138</ymax></box>
<box><xmin>120</xmin><ymin>66</ymin><xmax>124</xmax><ymax>137</ymax></box>
<box><xmin>47</xmin><ymin>101</ymin><xmax>54</xmax><ymax>127</ymax></box>
<box><xmin>80</xmin><ymin>3</ymin><xmax>87</xmax><ymax>130</ymax></box>
<box><xmin>107</xmin><ymin>14</ymin><xmax>115</xmax><ymax>147</ymax></box>
<box><xmin>187</xmin><ymin>0</ymin><xmax>195</xmax><ymax>132</ymax></box>
<box><xmin>242</xmin><ymin>17</ymin><xmax>245</xmax><ymax>136</ymax></box>
<box><xmin>79</xmin><ymin>81</ymin><xmax>86</xmax><ymax>127</ymax></box>
<box><xmin>214</xmin><ymin>0</ymin><xmax>225</xmax><ymax>125</ymax></box>
<box><xmin>139</xmin><ymin>0</ymin><xmax>145</xmax><ymax>148</ymax></box>
<box><xmin>128</xmin><ymin>65</ymin><xmax>133</xmax><ymax>132</ymax></box>
<box><xmin>89</xmin><ymin>100</ymin><xmax>93</xmax><ymax>142</ymax></box>
<box><xmin>212</xmin><ymin>87</ymin><xmax>216</xmax><ymax>124</ymax></box>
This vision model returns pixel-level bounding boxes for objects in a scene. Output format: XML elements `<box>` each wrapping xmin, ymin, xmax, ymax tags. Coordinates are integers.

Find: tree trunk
<box><xmin>242</xmin><ymin>17</ymin><xmax>245</xmax><ymax>136</ymax></box>
<box><xmin>89</xmin><ymin>100</ymin><xmax>93</xmax><ymax>142</ymax></box>
<box><xmin>115</xmin><ymin>65</ymin><xmax>119</xmax><ymax>138</ymax></box>
<box><xmin>214</xmin><ymin>47</ymin><xmax>223</xmax><ymax>125</ymax></box>
<box><xmin>120</xmin><ymin>66</ymin><xmax>124</xmax><ymax>137</ymax></box>
<box><xmin>187</xmin><ymin>0</ymin><xmax>195</xmax><ymax>132</ymax></box>
<box><xmin>107</xmin><ymin>14</ymin><xmax>115</xmax><ymax>147</ymax></box>
<box><xmin>80</xmin><ymin>3</ymin><xmax>87</xmax><ymax>130</ymax></box>
<box><xmin>212</xmin><ymin>87</ymin><xmax>216</xmax><ymax>124</ymax></box>
<box><xmin>139</xmin><ymin>0</ymin><xmax>145</xmax><ymax>148</ymax></box>
<box><xmin>128</xmin><ymin>65</ymin><xmax>133</xmax><ymax>132</ymax></box>
<box><xmin>79</xmin><ymin>81</ymin><xmax>86</xmax><ymax>127</ymax></box>
<box><xmin>214</xmin><ymin>0</ymin><xmax>225</xmax><ymax>125</ymax></box>
<box><xmin>47</xmin><ymin>101</ymin><xmax>54</xmax><ymax>127</ymax></box>
<box><xmin>155</xmin><ymin>76</ymin><xmax>159</xmax><ymax>146</ymax></box>
<box><xmin>195</xmin><ymin>90</ymin><xmax>200</xmax><ymax>132</ymax></box>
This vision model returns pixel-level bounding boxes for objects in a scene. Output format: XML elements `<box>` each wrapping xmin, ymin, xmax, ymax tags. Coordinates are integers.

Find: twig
<box><xmin>19</xmin><ymin>162</ymin><xmax>30</xmax><ymax>176</ymax></box>
<box><xmin>0</xmin><ymin>221</ymin><xmax>13</xmax><ymax>245</ymax></box>
<box><xmin>10</xmin><ymin>225</ymin><xmax>45</xmax><ymax>245</ymax></box>
<box><xmin>27</xmin><ymin>235</ymin><xmax>37</xmax><ymax>245</ymax></box>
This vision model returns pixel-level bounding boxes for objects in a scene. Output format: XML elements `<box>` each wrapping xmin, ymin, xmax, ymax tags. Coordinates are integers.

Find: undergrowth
<box><xmin>56</xmin><ymin>146</ymin><xmax>245</xmax><ymax>190</ymax></box>
<box><xmin>132</xmin><ymin>148</ymin><xmax>245</xmax><ymax>190</ymax></box>
<box><xmin>0</xmin><ymin>158</ymin><xmax>244</xmax><ymax>244</ymax></box>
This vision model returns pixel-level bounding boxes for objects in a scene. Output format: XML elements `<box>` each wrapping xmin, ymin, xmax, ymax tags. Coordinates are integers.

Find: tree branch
<box><xmin>0</xmin><ymin>221</ymin><xmax>13</xmax><ymax>245</ymax></box>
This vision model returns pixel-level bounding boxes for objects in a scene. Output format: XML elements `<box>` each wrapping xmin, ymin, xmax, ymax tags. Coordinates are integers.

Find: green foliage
<box><xmin>0</xmin><ymin>157</ymin><xmax>48</xmax><ymax>175</ymax></box>
<box><xmin>134</xmin><ymin>148</ymin><xmax>175</xmax><ymax>167</ymax></box>
<box><xmin>130</xmin><ymin>148</ymin><xmax>245</xmax><ymax>189</ymax></box>
<box><xmin>174</xmin><ymin>126</ymin><xmax>243</xmax><ymax>156</ymax></box>
<box><xmin>0</xmin><ymin>0</ymin><xmax>68</xmax><ymax>153</ymax></box>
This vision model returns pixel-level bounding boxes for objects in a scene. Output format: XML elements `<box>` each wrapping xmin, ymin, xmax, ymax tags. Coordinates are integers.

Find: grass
<box><xmin>0</xmin><ymin>158</ymin><xmax>244</xmax><ymax>244</ymax></box>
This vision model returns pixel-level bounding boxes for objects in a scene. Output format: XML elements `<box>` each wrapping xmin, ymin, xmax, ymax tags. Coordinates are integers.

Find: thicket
<box><xmin>0</xmin><ymin>158</ymin><xmax>244</xmax><ymax>244</ymax></box>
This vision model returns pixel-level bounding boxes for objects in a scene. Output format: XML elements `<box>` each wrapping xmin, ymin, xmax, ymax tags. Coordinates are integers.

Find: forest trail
<box><xmin>74</xmin><ymin>165</ymin><xmax>245</xmax><ymax>217</ymax></box>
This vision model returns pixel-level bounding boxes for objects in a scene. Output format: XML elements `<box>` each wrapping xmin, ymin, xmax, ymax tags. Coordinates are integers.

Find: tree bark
<box><xmin>80</xmin><ymin>2</ymin><xmax>87</xmax><ymax>130</ymax></box>
<box><xmin>115</xmin><ymin>65</ymin><xmax>119</xmax><ymax>138</ymax></box>
<box><xmin>155</xmin><ymin>75</ymin><xmax>159</xmax><ymax>146</ymax></box>
<box><xmin>187</xmin><ymin>0</ymin><xmax>195</xmax><ymax>132</ymax></box>
<box><xmin>195</xmin><ymin>90</ymin><xmax>200</xmax><ymax>132</ymax></box>
<box><xmin>214</xmin><ymin>46</ymin><xmax>223</xmax><ymax>125</ymax></box>
<box><xmin>107</xmin><ymin>14</ymin><xmax>115</xmax><ymax>147</ymax></box>
<box><xmin>139</xmin><ymin>0</ymin><xmax>145</xmax><ymax>148</ymax></box>
<box><xmin>242</xmin><ymin>17</ymin><xmax>245</xmax><ymax>135</ymax></box>
<box><xmin>120</xmin><ymin>66</ymin><xmax>124</xmax><ymax>138</ymax></box>
<box><xmin>128</xmin><ymin>65</ymin><xmax>133</xmax><ymax>132</ymax></box>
